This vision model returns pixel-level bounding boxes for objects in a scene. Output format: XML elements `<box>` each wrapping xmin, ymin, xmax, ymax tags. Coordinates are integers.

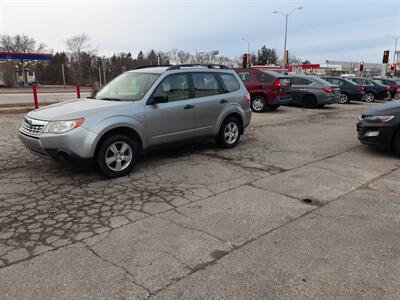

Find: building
<box><xmin>320</xmin><ymin>60</ymin><xmax>384</xmax><ymax>77</ymax></box>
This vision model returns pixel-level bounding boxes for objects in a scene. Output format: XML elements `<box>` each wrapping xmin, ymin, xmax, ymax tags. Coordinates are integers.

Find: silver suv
<box><xmin>19</xmin><ymin>64</ymin><xmax>252</xmax><ymax>177</ymax></box>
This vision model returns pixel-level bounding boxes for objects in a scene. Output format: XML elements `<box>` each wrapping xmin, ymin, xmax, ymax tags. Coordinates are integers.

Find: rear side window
<box><xmin>255</xmin><ymin>71</ymin><xmax>274</xmax><ymax>83</ymax></box>
<box><xmin>220</xmin><ymin>73</ymin><xmax>240</xmax><ymax>92</ymax></box>
<box><xmin>236</xmin><ymin>71</ymin><xmax>252</xmax><ymax>82</ymax></box>
<box><xmin>154</xmin><ymin>73</ymin><xmax>189</xmax><ymax>102</ymax></box>
<box><xmin>291</xmin><ymin>77</ymin><xmax>312</xmax><ymax>85</ymax></box>
<box><xmin>192</xmin><ymin>73</ymin><xmax>220</xmax><ymax>98</ymax></box>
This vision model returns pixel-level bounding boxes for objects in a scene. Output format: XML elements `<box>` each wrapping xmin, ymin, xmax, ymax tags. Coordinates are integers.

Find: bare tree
<box><xmin>65</xmin><ymin>33</ymin><xmax>92</xmax><ymax>82</ymax></box>
<box><xmin>0</xmin><ymin>34</ymin><xmax>47</xmax><ymax>52</ymax></box>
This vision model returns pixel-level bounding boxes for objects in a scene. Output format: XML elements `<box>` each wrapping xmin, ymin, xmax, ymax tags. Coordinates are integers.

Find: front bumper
<box><xmin>19</xmin><ymin>126</ymin><xmax>98</xmax><ymax>162</ymax></box>
<box><xmin>356</xmin><ymin>121</ymin><xmax>395</xmax><ymax>149</ymax></box>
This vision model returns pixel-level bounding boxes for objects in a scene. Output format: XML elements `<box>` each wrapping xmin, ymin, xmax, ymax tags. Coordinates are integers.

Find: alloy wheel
<box><xmin>224</xmin><ymin>122</ymin><xmax>239</xmax><ymax>145</ymax></box>
<box><xmin>252</xmin><ymin>98</ymin><xmax>265</xmax><ymax>112</ymax></box>
<box><xmin>105</xmin><ymin>141</ymin><xmax>133</xmax><ymax>172</ymax></box>
<box><xmin>339</xmin><ymin>93</ymin><xmax>348</xmax><ymax>104</ymax></box>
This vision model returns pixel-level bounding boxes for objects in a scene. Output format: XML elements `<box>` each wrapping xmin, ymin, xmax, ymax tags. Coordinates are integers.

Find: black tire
<box><xmin>216</xmin><ymin>116</ymin><xmax>241</xmax><ymax>149</ymax></box>
<box><xmin>394</xmin><ymin>131</ymin><xmax>400</xmax><ymax>156</ymax></box>
<box><xmin>96</xmin><ymin>134</ymin><xmax>138</xmax><ymax>178</ymax></box>
<box><xmin>267</xmin><ymin>104</ymin><xmax>280</xmax><ymax>111</ymax></box>
<box><xmin>363</xmin><ymin>92</ymin><xmax>375</xmax><ymax>103</ymax></box>
<box><xmin>250</xmin><ymin>95</ymin><xmax>267</xmax><ymax>112</ymax></box>
<box><xmin>339</xmin><ymin>93</ymin><xmax>350</xmax><ymax>104</ymax></box>
<box><xmin>302</xmin><ymin>95</ymin><xmax>318</xmax><ymax>108</ymax></box>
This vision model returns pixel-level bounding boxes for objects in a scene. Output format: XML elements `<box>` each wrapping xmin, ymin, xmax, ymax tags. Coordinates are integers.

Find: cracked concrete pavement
<box><xmin>1</xmin><ymin>102</ymin><xmax>399</xmax><ymax>299</ymax></box>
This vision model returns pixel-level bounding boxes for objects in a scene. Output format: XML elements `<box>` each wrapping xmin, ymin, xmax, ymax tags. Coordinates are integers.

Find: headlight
<box><xmin>43</xmin><ymin>118</ymin><xmax>84</xmax><ymax>134</ymax></box>
<box><xmin>363</xmin><ymin>115</ymin><xmax>394</xmax><ymax>123</ymax></box>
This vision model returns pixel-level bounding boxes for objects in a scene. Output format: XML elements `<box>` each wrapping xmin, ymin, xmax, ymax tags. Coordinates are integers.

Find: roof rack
<box><xmin>132</xmin><ymin>64</ymin><xmax>172</xmax><ymax>70</ymax></box>
<box><xmin>166</xmin><ymin>64</ymin><xmax>231</xmax><ymax>71</ymax></box>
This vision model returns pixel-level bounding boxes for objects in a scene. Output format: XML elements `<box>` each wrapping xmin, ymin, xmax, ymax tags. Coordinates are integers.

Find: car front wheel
<box><xmin>364</xmin><ymin>92</ymin><xmax>375</xmax><ymax>103</ymax></box>
<box><xmin>97</xmin><ymin>134</ymin><xmax>138</xmax><ymax>177</ymax></box>
<box><xmin>339</xmin><ymin>93</ymin><xmax>350</xmax><ymax>104</ymax></box>
<box><xmin>216</xmin><ymin>116</ymin><xmax>241</xmax><ymax>148</ymax></box>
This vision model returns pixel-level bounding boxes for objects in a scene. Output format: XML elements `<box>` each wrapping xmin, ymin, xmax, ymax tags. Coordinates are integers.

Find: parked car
<box><xmin>234</xmin><ymin>68</ymin><xmax>291</xmax><ymax>112</ymax></box>
<box><xmin>322</xmin><ymin>76</ymin><xmax>364</xmax><ymax>104</ymax></box>
<box><xmin>357</xmin><ymin>101</ymin><xmax>400</xmax><ymax>155</ymax></box>
<box><xmin>347</xmin><ymin>77</ymin><xmax>391</xmax><ymax>102</ymax></box>
<box><xmin>19</xmin><ymin>64</ymin><xmax>252</xmax><ymax>177</ymax></box>
<box><xmin>371</xmin><ymin>77</ymin><xmax>398</xmax><ymax>99</ymax></box>
<box><xmin>288</xmin><ymin>75</ymin><xmax>340</xmax><ymax>108</ymax></box>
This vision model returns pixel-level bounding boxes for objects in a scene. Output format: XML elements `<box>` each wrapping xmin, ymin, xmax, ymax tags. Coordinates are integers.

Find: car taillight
<box><xmin>244</xmin><ymin>92</ymin><xmax>251</xmax><ymax>103</ymax></box>
<box><xmin>356</xmin><ymin>87</ymin><xmax>364</xmax><ymax>92</ymax></box>
<box><xmin>273</xmin><ymin>79</ymin><xmax>282</xmax><ymax>90</ymax></box>
<box><xmin>322</xmin><ymin>87</ymin><xmax>334</xmax><ymax>93</ymax></box>
<box><xmin>385</xmin><ymin>86</ymin><xmax>390</xmax><ymax>91</ymax></box>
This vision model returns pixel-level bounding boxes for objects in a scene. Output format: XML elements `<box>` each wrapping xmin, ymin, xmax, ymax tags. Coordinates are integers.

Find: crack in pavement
<box><xmin>81</xmin><ymin>241</ymin><xmax>152</xmax><ymax>297</ymax></box>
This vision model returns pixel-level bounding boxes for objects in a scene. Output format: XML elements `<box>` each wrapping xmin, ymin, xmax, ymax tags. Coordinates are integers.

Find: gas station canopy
<box><xmin>0</xmin><ymin>52</ymin><xmax>52</xmax><ymax>61</ymax></box>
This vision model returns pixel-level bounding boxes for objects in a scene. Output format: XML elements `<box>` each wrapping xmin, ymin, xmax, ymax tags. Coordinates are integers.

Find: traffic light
<box><xmin>390</xmin><ymin>64</ymin><xmax>395</xmax><ymax>71</ymax></box>
<box><xmin>242</xmin><ymin>53</ymin><xmax>248</xmax><ymax>68</ymax></box>
<box><xmin>284</xmin><ymin>50</ymin><xmax>289</xmax><ymax>66</ymax></box>
<box><xmin>359</xmin><ymin>61</ymin><xmax>364</xmax><ymax>72</ymax></box>
<box><xmin>383</xmin><ymin>50</ymin><xmax>390</xmax><ymax>64</ymax></box>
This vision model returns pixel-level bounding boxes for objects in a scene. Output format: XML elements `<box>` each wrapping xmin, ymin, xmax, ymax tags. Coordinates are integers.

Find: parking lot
<box><xmin>1</xmin><ymin>102</ymin><xmax>400</xmax><ymax>299</ymax></box>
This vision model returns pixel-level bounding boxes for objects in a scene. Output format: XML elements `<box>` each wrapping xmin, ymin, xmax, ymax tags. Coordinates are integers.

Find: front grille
<box><xmin>20</xmin><ymin>117</ymin><xmax>48</xmax><ymax>136</ymax></box>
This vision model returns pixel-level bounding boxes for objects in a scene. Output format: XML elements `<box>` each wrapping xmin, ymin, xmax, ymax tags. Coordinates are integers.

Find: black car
<box><xmin>357</xmin><ymin>101</ymin><xmax>400</xmax><ymax>154</ymax></box>
<box><xmin>347</xmin><ymin>77</ymin><xmax>391</xmax><ymax>102</ymax></box>
<box><xmin>371</xmin><ymin>77</ymin><xmax>398</xmax><ymax>99</ymax></box>
<box><xmin>322</xmin><ymin>76</ymin><xmax>364</xmax><ymax>104</ymax></box>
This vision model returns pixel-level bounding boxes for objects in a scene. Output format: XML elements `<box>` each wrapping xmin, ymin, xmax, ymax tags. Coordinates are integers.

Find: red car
<box><xmin>234</xmin><ymin>68</ymin><xmax>292</xmax><ymax>112</ymax></box>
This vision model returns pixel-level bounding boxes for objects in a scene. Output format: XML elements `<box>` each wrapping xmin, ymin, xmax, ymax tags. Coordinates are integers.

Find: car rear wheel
<box><xmin>364</xmin><ymin>92</ymin><xmax>375</xmax><ymax>103</ymax></box>
<box><xmin>339</xmin><ymin>93</ymin><xmax>350</xmax><ymax>104</ymax></box>
<box><xmin>216</xmin><ymin>116</ymin><xmax>241</xmax><ymax>148</ymax></box>
<box><xmin>302</xmin><ymin>95</ymin><xmax>318</xmax><ymax>108</ymax></box>
<box><xmin>251</xmin><ymin>96</ymin><xmax>267</xmax><ymax>112</ymax></box>
<box><xmin>97</xmin><ymin>134</ymin><xmax>138</xmax><ymax>177</ymax></box>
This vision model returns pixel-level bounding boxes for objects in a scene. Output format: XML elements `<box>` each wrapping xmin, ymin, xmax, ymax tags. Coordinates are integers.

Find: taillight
<box><xmin>322</xmin><ymin>87</ymin><xmax>334</xmax><ymax>93</ymax></box>
<box><xmin>244</xmin><ymin>92</ymin><xmax>251</xmax><ymax>103</ymax></box>
<box><xmin>385</xmin><ymin>86</ymin><xmax>390</xmax><ymax>91</ymax></box>
<box><xmin>273</xmin><ymin>79</ymin><xmax>282</xmax><ymax>90</ymax></box>
<box><xmin>356</xmin><ymin>87</ymin><xmax>364</xmax><ymax>92</ymax></box>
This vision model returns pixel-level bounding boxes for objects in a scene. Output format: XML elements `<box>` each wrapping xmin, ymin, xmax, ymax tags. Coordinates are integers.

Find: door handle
<box><xmin>219</xmin><ymin>99</ymin><xmax>228</xmax><ymax>104</ymax></box>
<box><xmin>184</xmin><ymin>104</ymin><xmax>194</xmax><ymax>109</ymax></box>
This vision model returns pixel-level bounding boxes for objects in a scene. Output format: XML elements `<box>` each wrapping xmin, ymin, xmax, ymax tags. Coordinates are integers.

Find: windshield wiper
<box><xmin>98</xmin><ymin>97</ymin><xmax>122</xmax><ymax>101</ymax></box>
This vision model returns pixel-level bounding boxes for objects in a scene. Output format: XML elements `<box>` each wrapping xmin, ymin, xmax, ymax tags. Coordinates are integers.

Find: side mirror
<box><xmin>150</xmin><ymin>92</ymin><xmax>168</xmax><ymax>104</ymax></box>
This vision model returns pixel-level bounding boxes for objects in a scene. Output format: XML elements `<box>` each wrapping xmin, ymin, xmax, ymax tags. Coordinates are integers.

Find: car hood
<box><xmin>27</xmin><ymin>99</ymin><xmax>134</xmax><ymax>121</ymax></box>
<box><xmin>363</xmin><ymin>101</ymin><xmax>400</xmax><ymax>116</ymax></box>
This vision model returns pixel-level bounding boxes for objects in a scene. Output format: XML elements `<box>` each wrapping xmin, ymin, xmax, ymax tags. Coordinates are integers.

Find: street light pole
<box><xmin>273</xmin><ymin>7</ymin><xmax>303</xmax><ymax>66</ymax></box>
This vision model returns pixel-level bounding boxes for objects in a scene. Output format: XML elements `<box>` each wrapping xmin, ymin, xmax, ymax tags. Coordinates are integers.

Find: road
<box><xmin>0</xmin><ymin>103</ymin><xmax>399</xmax><ymax>299</ymax></box>
<box><xmin>0</xmin><ymin>92</ymin><xmax>91</xmax><ymax>105</ymax></box>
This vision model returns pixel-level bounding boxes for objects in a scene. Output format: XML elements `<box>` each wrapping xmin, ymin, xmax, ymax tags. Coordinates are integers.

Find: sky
<box><xmin>0</xmin><ymin>0</ymin><xmax>399</xmax><ymax>64</ymax></box>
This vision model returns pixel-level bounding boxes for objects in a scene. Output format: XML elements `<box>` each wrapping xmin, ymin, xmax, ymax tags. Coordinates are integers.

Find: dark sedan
<box><xmin>371</xmin><ymin>77</ymin><xmax>398</xmax><ymax>99</ymax></box>
<box><xmin>322</xmin><ymin>76</ymin><xmax>364</xmax><ymax>104</ymax></box>
<box><xmin>357</xmin><ymin>101</ymin><xmax>400</xmax><ymax>155</ymax></box>
<box><xmin>347</xmin><ymin>77</ymin><xmax>391</xmax><ymax>102</ymax></box>
<box><xmin>288</xmin><ymin>76</ymin><xmax>340</xmax><ymax>108</ymax></box>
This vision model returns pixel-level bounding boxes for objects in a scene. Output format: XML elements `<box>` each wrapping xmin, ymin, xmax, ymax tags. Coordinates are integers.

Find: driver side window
<box><xmin>154</xmin><ymin>74</ymin><xmax>189</xmax><ymax>102</ymax></box>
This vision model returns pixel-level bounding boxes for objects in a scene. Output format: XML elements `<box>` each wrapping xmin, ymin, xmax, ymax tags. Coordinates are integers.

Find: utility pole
<box><xmin>61</xmin><ymin>63</ymin><xmax>66</xmax><ymax>87</ymax></box>
<box><xmin>98</xmin><ymin>66</ymin><xmax>102</xmax><ymax>86</ymax></box>
<box><xmin>102</xmin><ymin>59</ymin><xmax>107</xmax><ymax>85</ymax></box>
<box><xmin>273</xmin><ymin>7</ymin><xmax>303</xmax><ymax>66</ymax></box>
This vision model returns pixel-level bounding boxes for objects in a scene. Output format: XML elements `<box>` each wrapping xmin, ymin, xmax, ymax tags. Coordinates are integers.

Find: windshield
<box><xmin>96</xmin><ymin>72</ymin><xmax>159</xmax><ymax>101</ymax></box>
